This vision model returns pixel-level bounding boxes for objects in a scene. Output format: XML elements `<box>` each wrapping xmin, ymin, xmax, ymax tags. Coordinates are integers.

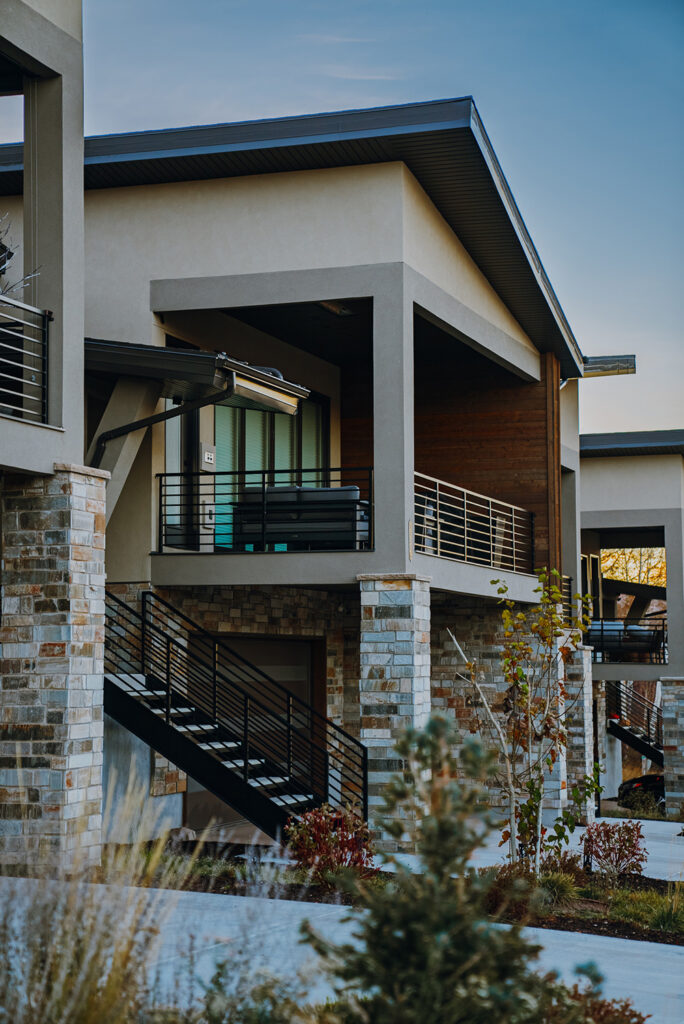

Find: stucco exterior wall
<box><xmin>401</xmin><ymin>167</ymin><xmax>535</xmax><ymax>353</ymax></box>
<box><xmin>82</xmin><ymin>163</ymin><xmax>405</xmax><ymax>346</ymax></box>
<box><xmin>20</xmin><ymin>0</ymin><xmax>82</xmax><ymax>39</ymax></box>
<box><xmin>581</xmin><ymin>455</ymin><xmax>684</xmax><ymax>513</ymax></box>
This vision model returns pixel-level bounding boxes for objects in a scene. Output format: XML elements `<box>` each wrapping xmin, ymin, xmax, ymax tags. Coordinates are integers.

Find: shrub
<box><xmin>285</xmin><ymin>804</ymin><xmax>377</xmax><ymax>888</ymax></box>
<box><xmin>541</xmin><ymin>979</ymin><xmax>651</xmax><ymax>1023</ymax></box>
<box><xmin>621</xmin><ymin>789</ymin><xmax>665</xmax><ymax>819</ymax></box>
<box><xmin>303</xmin><ymin>717</ymin><xmax>578</xmax><ymax>1023</ymax></box>
<box><xmin>481</xmin><ymin>862</ymin><xmax>538</xmax><ymax>920</ymax></box>
<box><xmin>580</xmin><ymin>820</ymin><xmax>647</xmax><ymax>879</ymax></box>
<box><xmin>540</xmin><ymin>849</ymin><xmax>587</xmax><ymax>884</ymax></box>
<box><xmin>539</xmin><ymin>871</ymin><xmax>579</xmax><ymax>908</ymax></box>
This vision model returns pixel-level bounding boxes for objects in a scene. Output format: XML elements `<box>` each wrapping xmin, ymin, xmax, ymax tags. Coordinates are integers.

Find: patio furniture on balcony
<box><xmin>0</xmin><ymin>293</ymin><xmax>51</xmax><ymax>424</ymax></box>
<box><xmin>414</xmin><ymin>471</ymin><xmax>534</xmax><ymax>574</ymax></box>
<box><xmin>157</xmin><ymin>467</ymin><xmax>373</xmax><ymax>554</ymax></box>
<box><xmin>587</xmin><ymin>615</ymin><xmax>668</xmax><ymax>664</ymax></box>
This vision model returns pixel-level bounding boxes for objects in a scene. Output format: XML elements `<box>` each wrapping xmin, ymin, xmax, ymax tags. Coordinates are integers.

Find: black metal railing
<box><xmin>0</xmin><ymin>292</ymin><xmax>50</xmax><ymax>424</ymax></box>
<box><xmin>587</xmin><ymin>615</ymin><xmax>667</xmax><ymax>664</ymax></box>
<box><xmin>157</xmin><ymin>466</ymin><xmax>374</xmax><ymax>554</ymax></box>
<box><xmin>105</xmin><ymin>590</ymin><xmax>368</xmax><ymax>820</ymax></box>
<box><xmin>414</xmin><ymin>471</ymin><xmax>534</xmax><ymax>573</ymax></box>
<box><xmin>606</xmin><ymin>680</ymin><xmax>663</xmax><ymax>750</ymax></box>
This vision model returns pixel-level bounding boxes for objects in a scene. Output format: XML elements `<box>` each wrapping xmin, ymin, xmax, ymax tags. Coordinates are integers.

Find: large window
<box><xmin>214</xmin><ymin>396</ymin><xmax>328</xmax><ymax>482</ymax></box>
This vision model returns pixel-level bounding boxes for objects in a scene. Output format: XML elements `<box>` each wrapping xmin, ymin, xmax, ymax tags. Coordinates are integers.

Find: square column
<box><xmin>565</xmin><ymin>644</ymin><xmax>595</xmax><ymax>823</ymax></box>
<box><xmin>662</xmin><ymin>678</ymin><xmax>684</xmax><ymax>820</ymax></box>
<box><xmin>358</xmin><ymin>573</ymin><xmax>431</xmax><ymax>849</ymax></box>
<box><xmin>0</xmin><ymin>464</ymin><xmax>108</xmax><ymax>868</ymax></box>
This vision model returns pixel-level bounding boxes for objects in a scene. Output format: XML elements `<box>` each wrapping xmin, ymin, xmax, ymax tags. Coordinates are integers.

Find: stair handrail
<box><xmin>105</xmin><ymin>590</ymin><xmax>368</xmax><ymax>815</ymax></box>
<box><xmin>141</xmin><ymin>590</ymin><xmax>366</xmax><ymax>752</ymax></box>
<box><xmin>605</xmin><ymin>679</ymin><xmax>662</xmax><ymax>745</ymax></box>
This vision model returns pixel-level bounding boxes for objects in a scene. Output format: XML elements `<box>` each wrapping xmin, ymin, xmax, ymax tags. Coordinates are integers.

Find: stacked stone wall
<box><xmin>430</xmin><ymin>595</ymin><xmax>569</xmax><ymax>815</ymax></box>
<box><xmin>662</xmin><ymin>678</ymin><xmax>684</xmax><ymax>820</ymax></box>
<box><xmin>0</xmin><ymin>464</ymin><xmax>108</xmax><ymax>867</ymax></box>
<box><xmin>358</xmin><ymin>574</ymin><xmax>431</xmax><ymax>850</ymax></box>
<box><xmin>564</xmin><ymin>645</ymin><xmax>595</xmax><ymax>822</ymax></box>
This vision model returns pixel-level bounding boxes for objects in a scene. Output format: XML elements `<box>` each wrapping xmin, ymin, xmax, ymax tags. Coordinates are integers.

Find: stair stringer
<box><xmin>104</xmin><ymin>677</ymin><xmax>292</xmax><ymax>839</ymax></box>
<box><xmin>607</xmin><ymin>719</ymin><xmax>664</xmax><ymax>768</ymax></box>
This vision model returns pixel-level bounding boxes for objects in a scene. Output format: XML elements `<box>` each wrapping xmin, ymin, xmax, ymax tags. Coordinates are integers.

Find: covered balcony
<box><xmin>138</xmin><ymin>264</ymin><xmax>552</xmax><ymax>600</ymax></box>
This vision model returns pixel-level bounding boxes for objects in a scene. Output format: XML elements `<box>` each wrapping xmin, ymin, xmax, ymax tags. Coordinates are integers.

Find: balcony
<box><xmin>0</xmin><ymin>293</ymin><xmax>50</xmax><ymax>424</ymax></box>
<box><xmin>414</xmin><ymin>471</ymin><xmax>534</xmax><ymax>574</ymax></box>
<box><xmin>587</xmin><ymin>616</ymin><xmax>668</xmax><ymax>665</ymax></box>
<box><xmin>157</xmin><ymin>467</ymin><xmax>374</xmax><ymax>554</ymax></box>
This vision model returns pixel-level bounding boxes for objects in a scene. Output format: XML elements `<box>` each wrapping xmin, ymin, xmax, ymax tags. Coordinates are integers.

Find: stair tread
<box><xmin>273</xmin><ymin>793</ymin><xmax>314</xmax><ymax>806</ymax></box>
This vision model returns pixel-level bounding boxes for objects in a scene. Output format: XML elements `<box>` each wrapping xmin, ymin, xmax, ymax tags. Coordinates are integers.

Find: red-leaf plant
<box><xmin>580</xmin><ymin>819</ymin><xmax>648</xmax><ymax>879</ymax></box>
<box><xmin>284</xmin><ymin>803</ymin><xmax>377</xmax><ymax>888</ymax></box>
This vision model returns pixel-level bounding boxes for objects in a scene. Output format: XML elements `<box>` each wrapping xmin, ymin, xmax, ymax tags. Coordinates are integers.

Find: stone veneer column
<box><xmin>565</xmin><ymin>644</ymin><xmax>595</xmax><ymax>823</ymax></box>
<box><xmin>662</xmin><ymin>678</ymin><xmax>684</xmax><ymax>820</ymax></box>
<box><xmin>0</xmin><ymin>463</ymin><xmax>108</xmax><ymax>868</ymax></box>
<box><xmin>358</xmin><ymin>574</ymin><xmax>431</xmax><ymax>850</ymax></box>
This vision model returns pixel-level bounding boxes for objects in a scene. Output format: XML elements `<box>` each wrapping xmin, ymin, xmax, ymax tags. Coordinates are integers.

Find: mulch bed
<box><xmin>525</xmin><ymin>911</ymin><xmax>683</xmax><ymax>946</ymax></box>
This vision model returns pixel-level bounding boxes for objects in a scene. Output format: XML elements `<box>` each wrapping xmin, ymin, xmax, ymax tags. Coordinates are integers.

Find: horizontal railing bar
<box><xmin>0</xmin><ymin>385</ymin><xmax>42</xmax><ymax>404</ymax></box>
<box><xmin>0</xmin><ymin>354</ymin><xmax>44</xmax><ymax>376</ymax></box>
<box><xmin>414</xmin><ymin>471</ymin><xmax>530</xmax><ymax>514</ymax></box>
<box><xmin>0</xmin><ymin>321</ymin><xmax>45</xmax><ymax>340</ymax></box>
<box><xmin>0</xmin><ymin>292</ymin><xmax>50</xmax><ymax>316</ymax></box>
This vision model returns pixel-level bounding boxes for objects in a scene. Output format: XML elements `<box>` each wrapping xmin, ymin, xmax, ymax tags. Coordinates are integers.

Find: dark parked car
<box><xmin>617</xmin><ymin>773</ymin><xmax>665</xmax><ymax>809</ymax></box>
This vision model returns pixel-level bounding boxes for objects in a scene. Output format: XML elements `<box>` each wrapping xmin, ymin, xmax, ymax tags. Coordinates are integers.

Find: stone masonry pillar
<box><xmin>358</xmin><ymin>573</ymin><xmax>431</xmax><ymax>850</ymax></box>
<box><xmin>662</xmin><ymin>678</ymin><xmax>684</xmax><ymax>820</ymax></box>
<box><xmin>0</xmin><ymin>464</ymin><xmax>108</xmax><ymax>868</ymax></box>
<box><xmin>565</xmin><ymin>644</ymin><xmax>595</xmax><ymax>823</ymax></box>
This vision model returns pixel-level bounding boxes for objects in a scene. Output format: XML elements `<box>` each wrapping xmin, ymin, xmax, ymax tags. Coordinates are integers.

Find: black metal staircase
<box><xmin>605</xmin><ymin>680</ymin><xmax>664</xmax><ymax>767</ymax></box>
<box><xmin>104</xmin><ymin>590</ymin><xmax>367</xmax><ymax>838</ymax></box>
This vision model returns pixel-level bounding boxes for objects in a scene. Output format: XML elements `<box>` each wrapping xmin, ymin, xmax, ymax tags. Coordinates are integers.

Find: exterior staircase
<box><xmin>605</xmin><ymin>679</ymin><xmax>664</xmax><ymax>767</ymax></box>
<box><xmin>104</xmin><ymin>590</ymin><xmax>367</xmax><ymax>838</ymax></box>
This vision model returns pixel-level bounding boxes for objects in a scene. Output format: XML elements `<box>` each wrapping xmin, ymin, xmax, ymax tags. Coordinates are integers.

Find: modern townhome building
<box><xmin>0</xmin><ymin>0</ymin><xmax>108</xmax><ymax>864</ymax></box>
<box><xmin>2</xmin><ymin>1</ymin><xmax>650</xmax><ymax>858</ymax></box>
<box><xmin>580</xmin><ymin>431</ymin><xmax>684</xmax><ymax>819</ymax></box>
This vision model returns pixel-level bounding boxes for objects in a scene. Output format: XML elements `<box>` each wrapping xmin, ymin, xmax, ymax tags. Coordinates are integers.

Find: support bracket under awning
<box><xmin>85</xmin><ymin>338</ymin><xmax>310</xmax><ymax>469</ymax></box>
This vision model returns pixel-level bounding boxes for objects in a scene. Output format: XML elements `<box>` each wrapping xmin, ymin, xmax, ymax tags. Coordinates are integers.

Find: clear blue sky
<box><xmin>3</xmin><ymin>0</ymin><xmax>683</xmax><ymax>432</ymax></box>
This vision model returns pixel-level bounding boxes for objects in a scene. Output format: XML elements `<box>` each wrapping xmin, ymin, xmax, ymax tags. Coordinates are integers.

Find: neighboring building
<box><xmin>1</xmin><ymin>4</ymin><xmax>651</xmax><ymax>856</ymax></box>
<box><xmin>0</xmin><ymin>0</ymin><xmax>106</xmax><ymax>866</ymax></box>
<box><xmin>580</xmin><ymin>431</ymin><xmax>684</xmax><ymax>819</ymax></box>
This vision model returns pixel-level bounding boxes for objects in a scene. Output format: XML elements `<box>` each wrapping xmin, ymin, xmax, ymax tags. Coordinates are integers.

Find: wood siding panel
<box><xmin>414</xmin><ymin>337</ymin><xmax>562</xmax><ymax>572</ymax></box>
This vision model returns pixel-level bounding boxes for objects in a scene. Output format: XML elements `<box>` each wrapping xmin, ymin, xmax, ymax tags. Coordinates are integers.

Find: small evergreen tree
<box><xmin>303</xmin><ymin>716</ymin><xmax>577</xmax><ymax>1024</ymax></box>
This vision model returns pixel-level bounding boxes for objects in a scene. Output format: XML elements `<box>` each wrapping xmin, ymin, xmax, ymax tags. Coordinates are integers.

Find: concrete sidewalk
<box><xmin>151</xmin><ymin>887</ymin><xmax>684</xmax><ymax>1024</ymax></box>
<box><xmin>2</xmin><ymin>874</ymin><xmax>682</xmax><ymax>1022</ymax></box>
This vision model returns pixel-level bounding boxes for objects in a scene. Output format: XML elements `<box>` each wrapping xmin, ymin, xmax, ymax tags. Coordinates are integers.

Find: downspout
<box><xmin>90</xmin><ymin>370</ymin><xmax>236</xmax><ymax>469</ymax></box>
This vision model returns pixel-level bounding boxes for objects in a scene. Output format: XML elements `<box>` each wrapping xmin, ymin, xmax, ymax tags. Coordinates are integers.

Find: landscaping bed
<box><xmin>106</xmin><ymin>840</ymin><xmax>684</xmax><ymax>946</ymax></box>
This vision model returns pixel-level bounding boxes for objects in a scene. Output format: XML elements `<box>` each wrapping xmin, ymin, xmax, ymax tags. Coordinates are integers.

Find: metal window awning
<box><xmin>85</xmin><ymin>337</ymin><xmax>309</xmax><ymax>414</ymax></box>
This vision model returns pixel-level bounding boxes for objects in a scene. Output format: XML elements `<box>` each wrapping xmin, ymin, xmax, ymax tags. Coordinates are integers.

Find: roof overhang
<box><xmin>85</xmin><ymin>338</ymin><xmax>309</xmax><ymax>414</ymax></box>
<box><xmin>582</xmin><ymin>354</ymin><xmax>636</xmax><ymax>378</ymax></box>
<box><xmin>2</xmin><ymin>98</ymin><xmax>584</xmax><ymax>377</ymax></box>
<box><xmin>580</xmin><ymin>430</ymin><xmax>684</xmax><ymax>459</ymax></box>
